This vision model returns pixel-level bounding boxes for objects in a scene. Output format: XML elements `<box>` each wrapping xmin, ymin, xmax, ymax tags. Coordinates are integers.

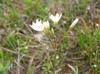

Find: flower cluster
<box><xmin>30</xmin><ymin>13</ymin><xmax>62</xmax><ymax>32</ymax></box>
<box><xmin>30</xmin><ymin>13</ymin><xmax>79</xmax><ymax>32</ymax></box>
<box><xmin>30</xmin><ymin>19</ymin><xmax>49</xmax><ymax>32</ymax></box>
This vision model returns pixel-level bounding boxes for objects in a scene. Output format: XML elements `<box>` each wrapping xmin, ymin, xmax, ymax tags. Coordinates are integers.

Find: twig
<box><xmin>0</xmin><ymin>47</ymin><xmax>31</xmax><ymax>58</ymax></box>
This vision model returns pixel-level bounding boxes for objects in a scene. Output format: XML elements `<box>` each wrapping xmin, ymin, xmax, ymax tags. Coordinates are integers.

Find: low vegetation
<box><xmin>0</xmin><ymin>0</ymin><xmax>100</xmax><ymax>74</ymax></box>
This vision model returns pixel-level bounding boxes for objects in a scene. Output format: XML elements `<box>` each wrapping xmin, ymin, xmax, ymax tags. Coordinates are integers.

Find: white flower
<box><xmin>49</xmin><ymin>13</ymin><xmax>62</xmax><ymax>23</ymax></box>
<box><xmin>30</xmin><ymin>19</ymin><xmax>44</xmax><ymax>31</ymax></box>
<box><xmin>93</xmin><ymin>64</ymin><xmax>97</xmax><ymax>68</ymax></box>
<box><xmin>96</xmin><ymin>23</ymin><xmax>100</xmax><ymax>27</ymax></box>
<box><xmin>30</xmin><ymin>19</ymin><xmax>50</xmax><ymax>32</ymax></box>
<box><xmin>56</xmin><ymin>55</ymin><xmax>59</xmax><ymax>59</ymax></box>
<box><xmin>70</xmin><ymin>18</ymin><xmax>79</xmax><ymax>28</ymax></box>
<box><xmin>43</xmin><ymin>21</ymin><xmax>50</xmax><ymax>29</ymax></box>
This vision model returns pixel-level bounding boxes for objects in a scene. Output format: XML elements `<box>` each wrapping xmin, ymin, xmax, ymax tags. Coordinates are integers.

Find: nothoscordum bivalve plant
<box><xmin>69</xmin><ymin>18</ymin><xmax>79</xmax><ymax>29</ymax></box>
<box><xmin>30</xmin><ymin>19</ymin><xmax>50</xmax><ymax>32</ymax></box>
<box><xmin>49</xmin><ymin>13</ymin><xmax>62</xmax><ymax>23</ymax></box>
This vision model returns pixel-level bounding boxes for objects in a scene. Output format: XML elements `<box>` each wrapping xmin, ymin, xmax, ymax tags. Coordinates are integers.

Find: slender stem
<box><xmin>16</xmin><ymin>48</ymin><xmax>20</xmax><ymax>74</ymax></box>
